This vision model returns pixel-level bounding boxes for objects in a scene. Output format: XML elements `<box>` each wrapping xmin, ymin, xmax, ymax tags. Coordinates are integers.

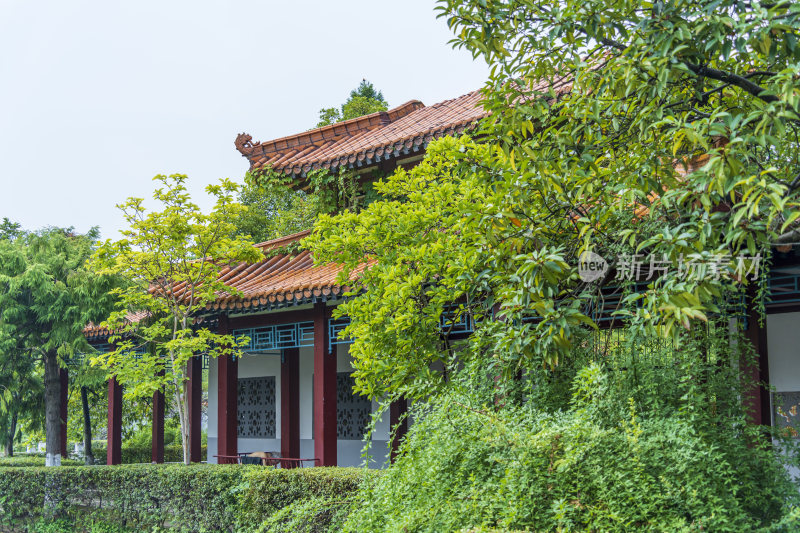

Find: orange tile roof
<box><xmin>213</xmin><ymin>228</ymin><xmax>372</xmax><ymax>312</ymax></box>
<box><xmin>84</xmin><ymin>310</ymin><xmax>150</xmax><ymax>341</ymax></box>
<box><xmin>174</xmin><ymin>229</ymin><xmax>351</xmax><ymax>311</ymax></box>
<box><xmin>86</xmin><ymin>86</ymin><xmax>581</xmax><ymax>341</ymax></box>
<box><xmin>209</xmin><ymin>248</ymin><xmax>347</xmax><ymax>313</ymax></box>
<box><xmin>84</xmin><ymin>231</ymin><xmax>351</xmax><ymax>339</ymax></box>
<box><xmin>235</xmin><ymin>91</ymin><xmax>489</xmax><ymax>178</ymax></box>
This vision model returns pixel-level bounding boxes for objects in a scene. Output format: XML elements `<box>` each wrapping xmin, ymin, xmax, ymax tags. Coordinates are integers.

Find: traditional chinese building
<box><xmin>83</xmin><ymin>90</ymin><xmax>489</xmax><ymax>467</ymax></box>
<box><xmin>79</xmin><ymin>88</ymin><xmax>800</xmax><ymax>468</ymax></box>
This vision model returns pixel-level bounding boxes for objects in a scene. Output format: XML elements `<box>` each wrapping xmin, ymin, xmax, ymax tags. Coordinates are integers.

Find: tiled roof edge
<box><xmin>235</xmin><ymin>100</ymin><xmax>425</xmax><ymax>164</ymax></box>
<box><xmin>291</xmin><ymin>116</ymin><xmax>482</xmax><ymax>177</ymax></box>
<box><xmin>205</xmin><ymin>286</ymin><xmax>344</xmax><ymax>314</ymax></box>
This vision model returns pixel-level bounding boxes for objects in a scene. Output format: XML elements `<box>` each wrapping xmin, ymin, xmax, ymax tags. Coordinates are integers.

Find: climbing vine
<box><xmin>246</xmin><ymin>165</ymin><xmax>384</xmax><ymax>216</ymax></box>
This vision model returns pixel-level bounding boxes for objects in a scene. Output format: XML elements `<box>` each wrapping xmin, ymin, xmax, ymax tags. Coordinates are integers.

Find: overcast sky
<box><xmin>0</xmin><ymin>0</ymin><xmax>488</xmax><ymax>238</ymax></box>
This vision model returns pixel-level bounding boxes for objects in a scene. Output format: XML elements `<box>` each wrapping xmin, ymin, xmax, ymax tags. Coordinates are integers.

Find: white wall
<box><xmin>207</xmin><ymin>356</ymin><xmax>217</xmax><ymax>461</ymax></box>
<box><xmin>299</xmin><ymin>346</ymin><xmax>313</xmax><ymax>440</ymax></box>
<box><xmin>206</xmin><ymin>350</ymin><xmax>283</xmax><ymax>462</ymax></box>
<box><xmin>767</xmin><ymin>313</ymin><xmax>800</xmax><ymax>393</ymax></box>
<box><xmin>767</xmin><ymin>312</ymin><xmax>800</xmax><ymax>482</ymax></box>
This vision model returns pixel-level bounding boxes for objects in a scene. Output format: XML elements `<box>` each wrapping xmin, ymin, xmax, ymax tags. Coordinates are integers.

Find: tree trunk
<box><xmin>80</xmin><ymin>386</ymin><xmax>94</xmax><ymax>465</ymax></box>
<box><xmin>44</xmin><ymin>351</ymin><xmax>62</xmax><ymax>467</ymax></box>
<box><xmin>43</xmin><ymin>351</ymin><xmax>63</xmax><ymax>519</ymax></box>
<box><xmin>4</xmin><ymin>411</ymin><xmax>17</xmax><ymax>457</ymax></box>
<box><xmin>177</xmin><ymin>379</ymin><xmax>189</xmax><ymax>465</ymax></box>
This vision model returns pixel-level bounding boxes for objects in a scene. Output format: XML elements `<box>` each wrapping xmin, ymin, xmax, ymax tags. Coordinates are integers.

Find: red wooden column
<box><xmin>187</xmin><ymin>355</ymin><xmax>203</xmax><ymax>463</ymax></box>
<box><xmin>281</xmin><ymin>347</ymin><xmax>300</xmax><ymax>461</ymax></box>
<box><xmin>59</xmin><ymin>367</ymin><xmax>68</xmax><ymax>459</ymax></box>
<box><xmin>151</xmin><ymin>371</ymin><xmax>165</xmax><ymax>464</ymax></box>
<box><xmin>389</xmin><ymin>398</ymin><xmax>408</xmax><ymax>462</ymax></box>
<box><xmin>744</xmin><ymin>288</ymin><xmax>771</xmax><ymax>427</ymax></box>
<box><xmin>217</xmin><ymin>314</ymin><xmax>238</xmax><ymax>462</ymax></box>
<box><xmin>107</xmin><ymin>377</ymin><xmax>122</xmax><ymax>465</ymax></box>
<box><xmin>313</xmin><ymin>302</ymin><xmax>337</xmax><ymax>466</ymax></box>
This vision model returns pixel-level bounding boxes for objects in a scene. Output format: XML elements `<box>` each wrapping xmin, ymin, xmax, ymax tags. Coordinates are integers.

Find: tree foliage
<box><xmin>0</xmin><ymin>335</ymin><xmax>43</xmax><ymax>456</ymax></box>
<box><xmin>311</xmin><ymin>0</ymin><xmax>800</xmax><ymax>397</ymax></box>
<box><xmin>0</xmin><ymin>218</ymin><xmax>22</xmax><ymax>241</ymax></box>
<box><xmin>0</xmin><ymin>220</ymin><xmax>44</xmax><ymax>455</ymax></box>
<box><xmin>307</xmin><ymin>0</ymin><xmax>800</xmax><ymax>529</ymax></box>
<box><xmin>67</xmin><ymin>357</ymin><xmax>114</xmax><ymax>465</ymax></box>
<box><xmin>316</xmin><ymin>80</ymin><xmax>389</xmax><ymax>127</ymax></box>
<box><xmin>346</xmin><ymin>333</ymin><xmax>800</xmax><ymax>531</ymax></box>
<box><xmin>308</xmin><ymin>136</ymin><xmax>488</xmax><ymax>399</ymax></box>
<box><xmin>0</xmin><ymin>227</ymin><xmax>114</xmax><ymax>464</ymax></box>
<box><xmin>434</xmin><ymin>0</ymin><xmax>800</xmax><ymax>345</ymax></box>
<box><xmin>231</xmin><ymin>180</ymin><xmax>320</xmax><ymax>243</ymax></box>
<box><xmin>89</xmin><ymin>174</ymin><xmax>263</xmax><ymax>464</ymax></box>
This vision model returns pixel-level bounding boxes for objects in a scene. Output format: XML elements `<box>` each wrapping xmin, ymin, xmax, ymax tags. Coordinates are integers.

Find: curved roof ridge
<box><xmin>236</xmin><ymin>89</ymin><xmax>488</xmax><ymax>179</ymax></box>
<box><xmin>235</xmin><ymin>100</ymin><xmax>425</xmax><ymax>162</ymax></box>
<box><xmin>255</xmin><ymin>229</ymin><xmax>312</xmax><ymax>252</ymax></box>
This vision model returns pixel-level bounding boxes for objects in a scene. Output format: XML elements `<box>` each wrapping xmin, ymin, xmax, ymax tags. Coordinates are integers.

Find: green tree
<box><xmin>0</xmin><ymin>223</ymin><xmax>42</xmax><ymax>457</ymax></box>
<box><xmin>231</xmin><ymin>180</ymin><xmax>319</xmax><ymax>243</ymax></box>
<box><xmin>0</xmin><ymin>219</ymin><xmax>22</xmax><ymax>241</ymax></box>
<box><xmin>433</xmin><ymin>0</ymin><xmax>800</xmax><ymax>349</ymax></box>
<box><xmin>90</xmin><ymin>174</ymin><xmax>263</xmax><ymax>464</ymax></box>
<box><xmin>67</xmin><ymin>357</ymin><xmax>108</xmax><ymax>465</ymax></box>
<box><xmin>310</xmin><ymin>0</ymin><xmax>800</xmax><ymax>398</ymax></box>
<box><xmin>308</xmin><ymin>136</ymin><xmax>487</xmax><ymax>399</ymax></box>
<box><xmin>0</xmin><ymin>227</ymin><xmax>115</xmax><ymax>465</ymax></box>
<box><xmin>0</xmin><ymin>334</ymin><xmax>43</xmax><ymax>457</ymax></box>
<box><xmin>316</xmin><ymin>80</ymin><xmax>389</xmax><ymax>127</ymax></box>
<box><xmin>307</xmin><ymin>1</ymin><xmax>800</xmax><ymax>528</ymax></box>
<box><xmin>349</xmin><ymin>79</ymin><xmax>386</xmax><ymax>103</ymax></box>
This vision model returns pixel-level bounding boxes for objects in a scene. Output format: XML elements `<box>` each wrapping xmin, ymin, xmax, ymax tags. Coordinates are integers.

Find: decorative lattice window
<box><xmin>237</xmin><ymin>376</ymin><xmax>276</xmax><ymax>438</ymax></box>
<box><xmin>773</xmin><ymin>391</ymin><xmax>800</xmax><ymax>438</ymax></box>
<box><xmin>337</xmin><ymin>372</ymin><xmax>371</xmax><ymax>440</ymax></box>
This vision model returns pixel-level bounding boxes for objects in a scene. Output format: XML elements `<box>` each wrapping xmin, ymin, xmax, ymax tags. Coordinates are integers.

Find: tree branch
<box><xmin>582</xmin><ymin>31</ymin><xmax>779</xmax><ymax>105</ymax></box>
<box><xmin>776</xmin><ymin>228</ymin><xmax>800</xmax><ymax>244</ymax></box>
<box><xmin>683</xmin><ymin>63</ymin><xmax>778</xmax><ymax>104</ymax></box>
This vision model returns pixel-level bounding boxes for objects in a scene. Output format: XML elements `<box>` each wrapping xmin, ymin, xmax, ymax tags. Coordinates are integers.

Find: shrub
<box><xmin>0</xmin><ymin>456</ymin><xmax>83</xmax><ymax>467</ymax></box>
<box><xmin>122</xmin><ymin>423</ymin><xmax>183</xmax><ymax>449</ymax></box>
<box><xmin>238</xmin><ymin>467</ymin><xmax>370</xmax><ymax>531</ymax></box>
<box><xmin>0</xmin><ymin>464</ymin><xmax>374</xmax><ymax>532</ymax></box>
<box><xmin>91</xmin><ymin>444</ymin><xmax>207</xmax><ymax>464</ymax></box>
<box><xmin>254</xmin><ymin>496</ymin><xmax>353</xmax><ymax>533</ymax></box>
<box><xmin>344</xmin><ymin>364</ymin><xmax>800</xmax><ymax>532</ymax></box>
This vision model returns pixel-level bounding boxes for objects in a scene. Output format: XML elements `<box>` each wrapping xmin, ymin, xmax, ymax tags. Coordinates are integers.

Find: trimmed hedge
<box><xmin>0</xmin><ymin>464</ymin><xmax>372</xmax><ymax>532</ymax></box>
<box><xmin>0</xmin><ymin>456</ymin><xmax>83</xmax><ymax>468</ymax></box>
<box><xmin>91</xmin><ymin>444</ymin><xmax>208</xmax><ymax>464</ymax></box>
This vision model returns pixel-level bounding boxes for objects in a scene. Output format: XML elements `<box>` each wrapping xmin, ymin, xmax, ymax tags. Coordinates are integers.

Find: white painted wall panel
<box><xmin>767</xmin><ymin>313</ymin><xmax>800</xmax><ymax>392</ymax></box>
<box><xmin>207</xmin><ymin>356</ymin><xmax>218</xmax><ymax>463</ymax></box>
<box><xmin>299</xmin><ymin>346</ymin><xmax>314</xmax><ymax>440</ymax></box>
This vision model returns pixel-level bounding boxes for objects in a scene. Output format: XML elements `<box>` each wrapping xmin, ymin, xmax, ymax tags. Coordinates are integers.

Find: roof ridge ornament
<box><xmin>235</xmin><ymin>133</ymin><xmax>260</xmax><ymax>157</ymax></box>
